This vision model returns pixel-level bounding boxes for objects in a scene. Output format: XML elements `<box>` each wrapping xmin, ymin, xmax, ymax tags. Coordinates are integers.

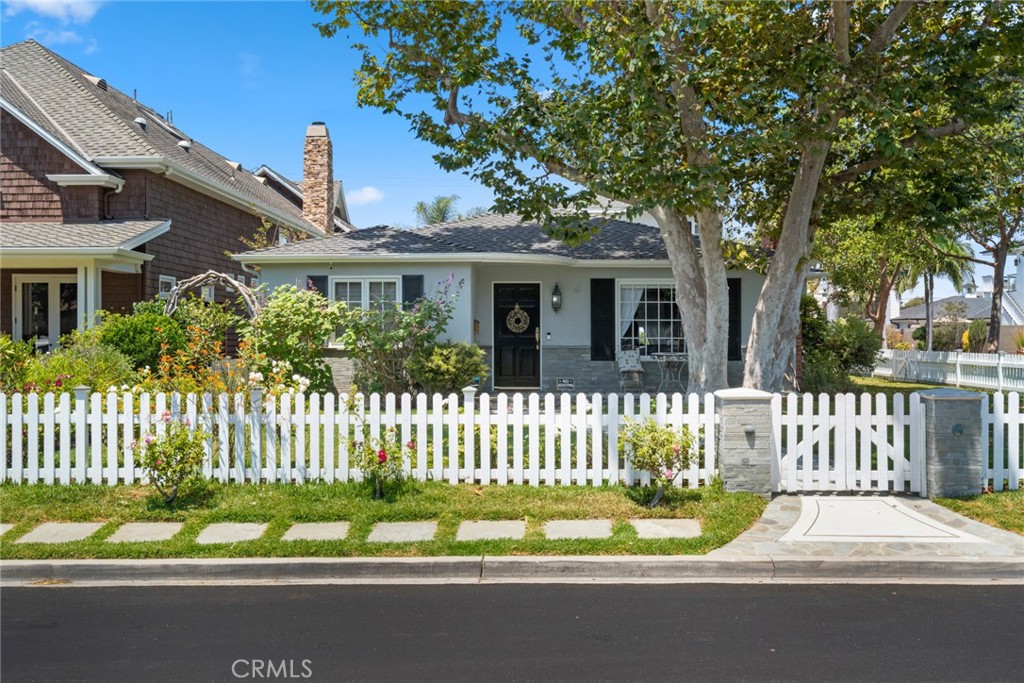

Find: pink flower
<box><xmin>161</xmin><ymin>410</ymin><xmax>172</xmax><ymax>423</ymax></box>
<box><xmin>665</xmin><ymin>470</ymin><xmax>674</xmax><ymax>480</ymax></box>
<box><xmin>406</xmin><ymin>441</ymin><xmax>415</xmax><ymax>450</ymax></box>
<box><xmin>143</xmin><ymin>433</ymin><xmax>155</xmax><ymax>445</ymax></box>
<box><xmin>156</xmin><ymin>459</ymin><xmax>163</xmax><ymax>466</ymax></box>
<box><xmin>378</xmin><ymin>449</ymin><xmax>387</xmax><ymax>463</ymax></box>
<box><xmin>672</xmin><ymin>444</ymin><xmax>680</xmax><ymax>454</ymax></box>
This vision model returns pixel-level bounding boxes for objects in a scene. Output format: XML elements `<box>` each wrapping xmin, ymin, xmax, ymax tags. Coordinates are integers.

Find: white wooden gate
<box><xmin>770</xmin><ymin>393</ymin><xmax>926</xmax><ymax>494</ymax></box>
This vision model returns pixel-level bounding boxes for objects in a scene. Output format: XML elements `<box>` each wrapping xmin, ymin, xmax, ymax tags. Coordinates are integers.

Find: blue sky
<box><xmin>0</xmin><ymin>0</ymin><xmax>495</xmax><ymax>227</ymax></box>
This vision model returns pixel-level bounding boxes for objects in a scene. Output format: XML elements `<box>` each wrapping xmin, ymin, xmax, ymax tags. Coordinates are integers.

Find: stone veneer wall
<box><xmin>301</xmin><ymin>123</ymin><xmax>333</xmax><ymax>235</ymax></box>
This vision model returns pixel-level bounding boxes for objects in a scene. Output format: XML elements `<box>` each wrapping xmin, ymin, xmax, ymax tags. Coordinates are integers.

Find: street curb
<box><xmin>2</xmin><ymin>555</ymin><xmax>1021</xmax><ymax>584</ymax></box>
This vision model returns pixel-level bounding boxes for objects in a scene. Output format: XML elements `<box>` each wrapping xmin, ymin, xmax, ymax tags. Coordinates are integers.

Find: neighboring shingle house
<box><xmin>891</xmin><ymin>294</ymin><xmax>1024</xmax><ymax>340</ymax></box>
<box><xmin>235</xmin><ymin>214</ymin><xmax>767</xmax><ymax>393</ymax></box>
<box><xmin>1</xmin><ymin>39</ymin><xmax>349</xmax><ymax>348</ymax></box>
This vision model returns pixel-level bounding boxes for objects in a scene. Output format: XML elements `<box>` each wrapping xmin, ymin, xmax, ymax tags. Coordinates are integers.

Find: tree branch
<box><xmin>831</xmin><ymin>1</ymin><xmax>851</xmax><ymax>65</ymax></box>
<box><xmin>830</xmin><ymin>119</ymin><xmax>967</xmax><ymax>183</ymax></box>
<box><xmin>918</xmin><ymin>230</ymin><xmax>993</xmax><ymax>268</ymax></box>
<box><xmin>861</xmin><ymin>1</ymin><xmax>918</xmax><ymax>58</ymax></box>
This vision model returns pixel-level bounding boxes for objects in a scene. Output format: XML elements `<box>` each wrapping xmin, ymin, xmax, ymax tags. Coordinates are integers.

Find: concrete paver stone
<box><xmin>545</xmin><ymin>520</ymin><xmax>613</xmax><ymax>540</ymax></box>
<box><xmin>0</xmin><ymin>523</ymin><xmax>14</xmax><ymax>537</ymax></box>
<box><xmin>195</xmin><ymin>523</ymin><xmax>267</xmax><ymax>545</ymax></box>
<box><xmin>456</xmin><ymin>521</ymin><xmax>526</xmax><ymax>541</ymax></box>
<box><xmin>106</xmin><ymin>523</ymin><xmax>183</xmax><ymax>543</ymax></box>
<box><xmin>15</xmin><ymin>522</ymin><xmax>103</xmax><ymax>544</ymax></box>
<box><xmin>281</xmin><ymin>522</ymin><xmax>350</xmax><ymax>542</ymax></box>
<box><xmin>631</xmin><ymin>519</ymin><xmax>701</xmax><ymax>539</ymax></box>
<box><xmin>367</xmin><ymin>522</ymin><xmax>437</xmax><ymax>543</ymax></box>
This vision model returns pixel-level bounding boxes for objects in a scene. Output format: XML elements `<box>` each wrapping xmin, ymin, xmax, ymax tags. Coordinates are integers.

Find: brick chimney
<box><xmin>302</xmin><ymin>122</ymin><xmax>334</xmax><ymax>234</ymax></box>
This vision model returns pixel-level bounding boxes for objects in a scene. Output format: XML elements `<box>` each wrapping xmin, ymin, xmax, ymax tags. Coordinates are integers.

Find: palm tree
<box><xmin>414</xmin><ymin>195</ymin><xmax>461</xmax><ymax>225</ymax></box>
<box><xmin>902</xmin><ymin>238</ymin><xmax>974</xmax><ymax>351</ymax></box>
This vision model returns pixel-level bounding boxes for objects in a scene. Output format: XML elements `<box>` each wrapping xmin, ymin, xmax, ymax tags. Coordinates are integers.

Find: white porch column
<box><xmin>84</xmin><ymin>263</ymin><xmax>102</xmax><ymax>328</ymax></box>
<box><xmin>76</xmin><ymin>266</ymin><xmax>87</xmax><ymax>330</ymax></box>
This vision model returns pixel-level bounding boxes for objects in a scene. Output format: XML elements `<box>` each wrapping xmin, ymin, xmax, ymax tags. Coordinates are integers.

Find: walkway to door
<box><xmin>708</xmin><ymin>495</ymin><xmax>1024</xmax><ymax>560</ymax></box>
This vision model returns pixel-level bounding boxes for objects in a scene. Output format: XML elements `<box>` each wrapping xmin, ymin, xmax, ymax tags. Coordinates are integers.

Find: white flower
<box><xmin>248</xmin><ymin>372</ymin><xmax>264</xmax><ymax>384</ymax></box>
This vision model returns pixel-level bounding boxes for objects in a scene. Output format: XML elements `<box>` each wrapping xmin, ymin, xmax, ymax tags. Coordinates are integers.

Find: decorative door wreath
<box><xmin>505</xmin><ymin>303</ymin><xmax>530</xmax><ymax>333</ymax></box>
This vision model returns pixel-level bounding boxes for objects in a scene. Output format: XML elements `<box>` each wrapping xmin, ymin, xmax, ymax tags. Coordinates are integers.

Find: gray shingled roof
<box><xmin>893</xmin><ymin>295</ymin><xmax>997</xmax><ymax>322</ymax></box>
<box><xmin>235</xmin><ymin>213</ymin><xmax>675</xmax><ymax>261</ymax></box>
<box><xmin>0</xmin><ymin>40</ymin><xmax>321</xmax><ymax>233</ymax></box>
<box><xmin>1</xmin><ymin>220</ymin><xmax>169</xmax><ymax>250</ymax></box>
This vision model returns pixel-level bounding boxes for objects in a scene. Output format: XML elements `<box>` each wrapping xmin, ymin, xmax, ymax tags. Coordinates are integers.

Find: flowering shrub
<box><xmin>619</xmin><ymin>418</ymin><xmax>694</xmax><ymax>507</ymax></box>
<box><xmin>0</xmin><ymin>334</ymin><xmax>35</xmax><ymax>392</ymax></box>
<box><xmin>23</xmin><ymin>328</ymin><xmax>136</xmax><ymax>393</ymax></box>
<box><xmin>239</xmin><ymin>285</ymin><xmax>343</xmax><ymax>394</ymax></box>
<box><xmin>134</xmin><ymin>341</ymin><xmax>228</xmax><ymax>395</ymax></box>
<box><xmin>407</xmin><ymin>342</ymin><xmax>489</xmax><ymax>394</ymax></box>
<box><xmin>99</xmin><ymin>311</ymin><xmax>186</xmax><ymax>371</ymax></box>
<box><xmin>339</xmin><ymin>274</ymin><xmax>462</xmax><ymax>394</ymax></box>
<box><xmin>354</xmin><ymin>426</ymin><xmax>410</xmax><ymax>499</ymax></box>
<box><xmin>134</xmin><ymin>411</ymin><xmax>207</xmax><ymax>505</ymax></box>
<box><xmin>242</xmin><ymin>352</ymin><xmax>311</xmax><ymax>397</ymax></box>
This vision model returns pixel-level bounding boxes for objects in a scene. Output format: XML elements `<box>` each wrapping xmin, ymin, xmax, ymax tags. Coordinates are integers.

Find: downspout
<box><xmin>101</xmin><ymin>183</ymin><xmax>124</xmax><ymax>219</ymax></box>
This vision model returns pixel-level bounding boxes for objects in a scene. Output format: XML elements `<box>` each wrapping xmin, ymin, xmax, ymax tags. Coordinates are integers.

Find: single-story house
<box><xmin>891</xmin><ymin>294</ymin><xmax>1024</xmax><ymax>336</ymax></box>
<box><xmin>1</xmin><ymin>39</ymin><xmax>351</xmax><ymax>349</ymax></box>
<box><xmin>235</xmin><ymin>214</ymin><xmax>767</xmax><ymax>393</ymax></box>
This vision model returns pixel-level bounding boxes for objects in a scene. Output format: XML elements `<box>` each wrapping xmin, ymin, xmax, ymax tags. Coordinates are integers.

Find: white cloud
<box><xmin>25</xmin><ymin>21</ymin><xmax>82</xmax><ymax>45</ymax></box>
<box><xmin>5</xmin><ymin>0</ymin><xmax>104</xmax><ymax>23</ymax></box>
<box><xmin>346</xmin><ymin>186</ymin><xmax>384</xmax><ymax>206</ymax></box>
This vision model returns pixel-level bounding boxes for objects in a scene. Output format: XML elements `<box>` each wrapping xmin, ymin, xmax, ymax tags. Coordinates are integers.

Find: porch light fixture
<box><xmin>551</xmin><ymin>283</ymin><xmax>562</xmax><ymax>313</ymax></box>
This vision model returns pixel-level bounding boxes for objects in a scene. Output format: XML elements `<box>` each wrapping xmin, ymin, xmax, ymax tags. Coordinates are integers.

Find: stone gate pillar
<box><xmin>714</xmin><ymin>388</ymin><xmax>775</xmax><ymax>498</ymax></box>
<box><xmin>919</xmin><ymin>389</ymin><xmax>984</xmax><ymax>498</ymax></box>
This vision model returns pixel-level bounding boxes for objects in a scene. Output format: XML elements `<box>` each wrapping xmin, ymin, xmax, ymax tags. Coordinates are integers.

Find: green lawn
<box><xmin>0</xmin><ymin>480</ymin><xmax>765</xmax><ymax>560</ymax></box>
<box><xmin>850</xmin><ymin>376</ymin><xmax>991</xmax><ymax>398</ymax></box>
<box><xmin>934</xmin><ymin>489</ymin><xmax>1024</xmax><ymax>536</ymax></box>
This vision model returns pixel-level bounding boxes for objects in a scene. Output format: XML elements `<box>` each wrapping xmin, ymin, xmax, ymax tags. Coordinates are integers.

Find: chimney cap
<box><xmin>306</xmin><ymin>122</ymin><xmax>330</xmax><ymax>138</ymax></box>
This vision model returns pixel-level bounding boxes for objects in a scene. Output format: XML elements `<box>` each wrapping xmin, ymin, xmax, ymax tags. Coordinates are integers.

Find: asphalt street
<box><xmin>2</xmin><ymin>584</ymin><xmax>1022</xmax><ymax>683</ymax></box>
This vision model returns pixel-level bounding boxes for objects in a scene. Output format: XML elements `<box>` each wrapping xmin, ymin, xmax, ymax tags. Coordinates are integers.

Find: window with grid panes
<box><xmin>618</xmin><ymin>282</ymin><xmax>685</xmax><ymax>355</ymax></box>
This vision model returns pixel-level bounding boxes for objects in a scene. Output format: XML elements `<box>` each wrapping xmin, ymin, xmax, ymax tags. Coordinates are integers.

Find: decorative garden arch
<box><xmin>163</xmin><ymin>270</ymin><xmax>262</xmax><ymax>318</ymax></box>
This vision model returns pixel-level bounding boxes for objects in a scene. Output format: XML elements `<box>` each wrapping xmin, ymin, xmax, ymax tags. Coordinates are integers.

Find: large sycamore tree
<box><xmin>313</xmin><ymin>0</ymin><xmax>1022</xmax><ymax>392</ymax></box>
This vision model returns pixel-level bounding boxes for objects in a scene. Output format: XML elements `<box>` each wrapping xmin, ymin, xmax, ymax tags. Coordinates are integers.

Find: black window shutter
<box><xmin>590</xmin><ymin>278</ymin><xmax>616</xmax><ymax>361</ymax></box>
<box><xmin>307</xmin><ymin>276</ymin><xmax>327</xmax><ymax>296</ymax></box>
<box><xmin>728</xmin><ymin>278</ymin><xmax>742</xmax><ymax>361</ymax></box>
<box><xmin>402</xmin><ymin>275</ymin><xmax>425</xmax><ymax>309</ymax></box>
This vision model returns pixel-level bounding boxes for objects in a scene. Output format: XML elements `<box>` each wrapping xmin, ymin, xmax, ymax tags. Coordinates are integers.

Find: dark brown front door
<box><xmin>493</xmin><ymin>283</ymin><xmax>540</xmax><ymax>388</ymax></box>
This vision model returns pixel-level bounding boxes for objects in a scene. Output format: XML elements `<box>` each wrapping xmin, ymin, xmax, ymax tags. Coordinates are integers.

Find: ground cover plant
<box><xmin>934</xmin><ymin>489</ymin><xmax>1024</xmax><ymax>536</ymax></box>
<box><xmin>0</xmin><ymin>481</ymin><xmax>764</xmax><ymax>560</ymax></box>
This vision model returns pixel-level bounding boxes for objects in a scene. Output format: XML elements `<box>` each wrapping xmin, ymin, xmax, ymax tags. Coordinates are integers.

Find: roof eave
<box><xmin>46</xmin><ymin>173</ymin><xmax>125</xmax><ymax>190</ymax></box>
<box><xmin>0</xmin><ymin>98</ymin><xmax>109</xmax><ymax>176</ymax></box>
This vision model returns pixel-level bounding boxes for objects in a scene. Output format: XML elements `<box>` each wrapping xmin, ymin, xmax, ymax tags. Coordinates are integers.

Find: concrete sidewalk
<box><xmin>2</xmin><ymin>495</ymin><xmax>1021</xmax><ymax>585</ymax></box>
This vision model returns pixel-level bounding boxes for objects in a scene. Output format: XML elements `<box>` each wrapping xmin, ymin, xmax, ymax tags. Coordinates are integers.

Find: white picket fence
<box><xmin>875</xmin><ymin>349</ymin><xmax>1024</xmax><ymax>392</ymax></box>
<box><xmin>0</xmin><ymin>390</ymin><xmax>717</xmax><ymax>488</ymax></box>
<box><xmin>771</xmin><ymin>391</ymin><xmax>1023</xmax><ymax>493</ymax></box>
<box><xmin>771</xmin><ymin>392</ymin><xmax>926</xmax><ymax>495</ymax></box>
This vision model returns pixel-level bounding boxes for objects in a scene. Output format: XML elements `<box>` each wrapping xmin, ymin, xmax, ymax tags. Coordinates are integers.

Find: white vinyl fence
<box><xmin>983</xmin><ymin>392</ymin><xmax>1024</xmax><ymax>491</ymax></box>
<box><xmin>875</xmin><ymin>349</ymin><xmax>1024</xmax><ymax>392</ymax></box>
<box><xmin>0</xmin><ymin>390</ymin><xmax>717</xmax><ymax>488</ymax></box>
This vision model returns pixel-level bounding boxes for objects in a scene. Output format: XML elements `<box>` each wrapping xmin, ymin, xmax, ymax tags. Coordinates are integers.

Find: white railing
<box><xmin>875</xmin><ymin>349</ymin><xmax>1024</xmax><ymax>391</ymax></box>
<box><xmin>0</xmin><ymin>390</ymin><xmax>717</xmax><ymax>488</ymax></box>
<box><xmin>771</xmin><ymin>392</ymin><xmax>926</xmax><ymax>494</ymax></box>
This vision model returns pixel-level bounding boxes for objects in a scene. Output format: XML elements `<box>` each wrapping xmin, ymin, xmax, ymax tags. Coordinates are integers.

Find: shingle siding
<box><xmin>0</xmin><ymin>115</ymin><xmax>79</xmax><ymax>221</ymax></box>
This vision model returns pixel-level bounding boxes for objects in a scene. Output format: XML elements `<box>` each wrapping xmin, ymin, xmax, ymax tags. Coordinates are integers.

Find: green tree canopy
<box><xmin>313</xmin><ymin>0</ymin><xmax>1023</xmax><ymax>390</ymax></box>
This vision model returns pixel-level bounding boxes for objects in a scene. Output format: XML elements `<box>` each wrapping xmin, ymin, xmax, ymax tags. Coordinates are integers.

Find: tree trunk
<box><xmin>869</xmin><ymin>258</ymin><xmax>896</xmax><ymax>337</ymax></box>
<box><xmin>925</xmin><ymin>272</ymin><xmax>933</xmax><ymax>352</ymax></box>
<box><xmin>986</xmin><ymin>253</ymin><xmax>1006</xmax><ymax>353</ymax></box>
<box><xmin>651</xmin><ymin>207</ymin><xmax>729</xmax><ymax>393</ymax></box>
<box><xmin>745</xmin><ymin>140</ymin><xmax>831</xmax><ymax>391</ymax></box>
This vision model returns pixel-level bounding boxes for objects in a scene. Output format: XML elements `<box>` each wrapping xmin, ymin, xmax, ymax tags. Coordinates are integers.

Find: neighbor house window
<box><xmin>158</xmin><ymin>275</ymin><xmax>176</xmax><ymax>299</ymax></box>
<box><xmin>330</xmin><ymin>277</ymin><xmax>399</xmax><ymax>311</ymax></box>
<box><xmin>618</xmin><ymin>281</ymin><xmax>685</xmax><ymax>355</ymax></box>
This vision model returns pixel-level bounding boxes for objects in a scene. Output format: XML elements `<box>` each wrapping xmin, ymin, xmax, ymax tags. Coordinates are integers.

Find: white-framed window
<box><xmin>200</xmin><ymin>285</ymin><xmax>215</xmax><ymax>303</ymax></box>
<box><xmin>329</xmin><ymin>277</ymin><xmax>400</xmax><ymax>311</ymax></box>
<box><xmin>158</xmin><ymin>275</ymin><xmax>176</xmax><ymax>300</ymax></box>
<box><xmin>617</xmin><ymin>280</ymin><xmax>685</xmax><ymax>355</ymax></box>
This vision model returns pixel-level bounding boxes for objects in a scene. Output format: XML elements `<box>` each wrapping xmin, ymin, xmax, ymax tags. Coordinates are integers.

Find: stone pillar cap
<box><xmin>713</xmin><ymin>387</ymin><xmax>773</xmax><ymax>399</ymax></box>
<box><xmin>918</xmin><ymin>388</ymin><xmax>984</xmax><ymax>401</ymax></box>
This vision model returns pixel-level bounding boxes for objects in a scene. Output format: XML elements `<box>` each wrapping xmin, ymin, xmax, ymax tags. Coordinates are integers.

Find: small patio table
<box><xmin>650</xmin><ymin>352</ymin><xmax>687</xmax><ymax>393</ymax></box>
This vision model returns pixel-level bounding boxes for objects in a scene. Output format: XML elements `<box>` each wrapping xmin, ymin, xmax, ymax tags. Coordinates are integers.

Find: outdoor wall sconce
<box><xmin>551</xmin><ymin>283</ymin><xmax>562</xmax><ymax>312</ymax></box>
<box><xmin>952</xmin><ymin>424</ymin><xmax>964</xmax><ymax>436</ymax></box>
